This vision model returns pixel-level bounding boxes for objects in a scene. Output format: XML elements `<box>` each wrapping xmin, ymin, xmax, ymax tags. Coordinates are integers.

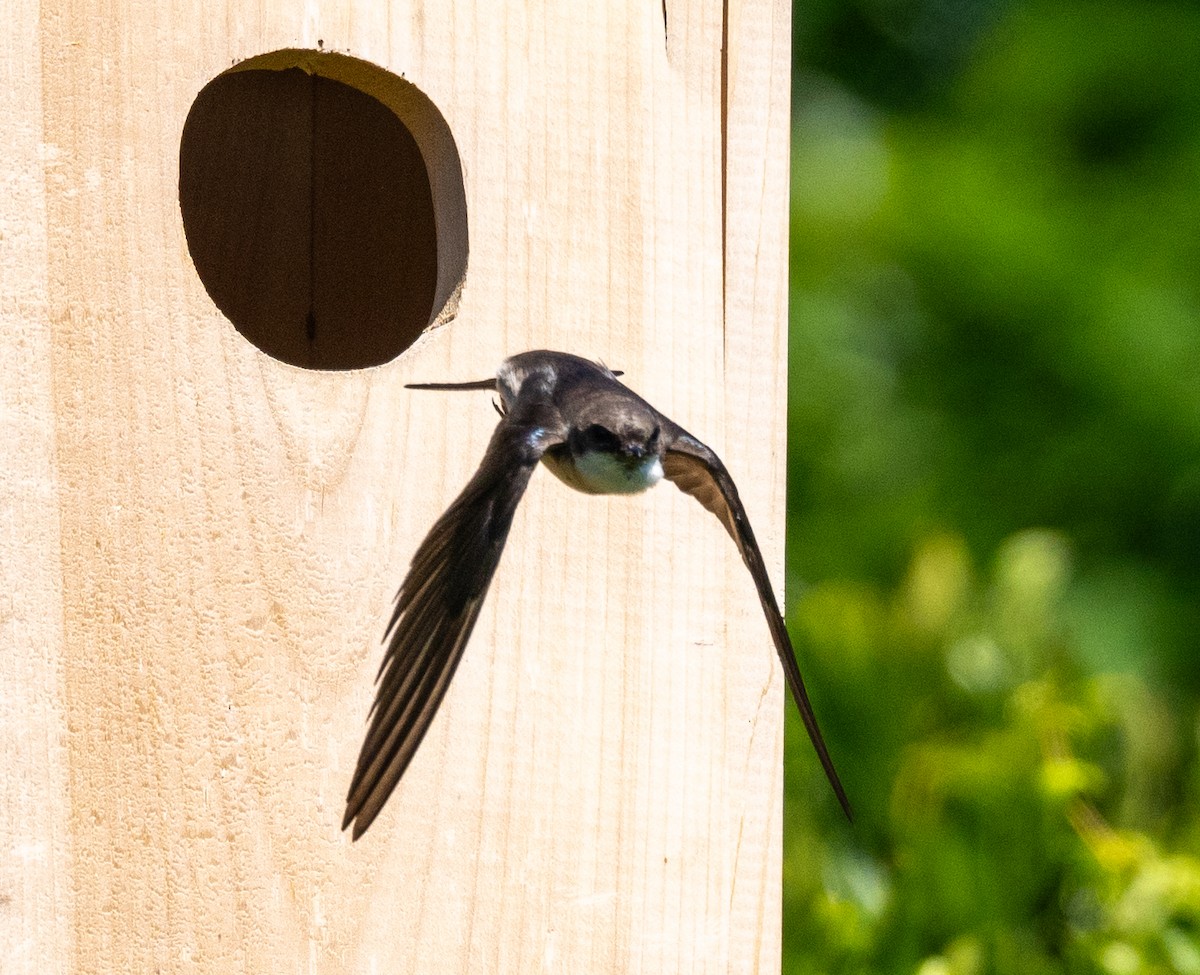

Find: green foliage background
<box><xmin>783</xmin><ymin>1</ymin><xmax>1200</xmax><ymax>972</ymax></box>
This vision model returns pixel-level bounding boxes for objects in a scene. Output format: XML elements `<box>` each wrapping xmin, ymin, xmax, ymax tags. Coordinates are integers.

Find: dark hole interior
<box><xmin>180</xmin><ymin>67</ymin><xmax>439</xmax><ymax>370</ymax></box>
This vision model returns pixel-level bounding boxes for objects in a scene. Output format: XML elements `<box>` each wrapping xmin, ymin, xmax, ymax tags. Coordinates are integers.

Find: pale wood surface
<box><xmin>1</xmin><ymin>0</ymin><xmax>792</xmax><ymax>970</ymax></box>
<box><xmin>2</xmin><ymin>6</ymin><xmax>75</xmax><ymax>974</ymax></box>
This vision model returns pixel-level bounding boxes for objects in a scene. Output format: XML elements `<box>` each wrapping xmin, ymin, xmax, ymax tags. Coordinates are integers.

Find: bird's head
<box><xmin>576</xmin><ymin>421</ymin><xmax>661</xmax><ymax>464</ymax></box>
<box><xmin>567</xmin><ymin>419</ymin><xmax>664</xmax><ymax>494</ymax></box>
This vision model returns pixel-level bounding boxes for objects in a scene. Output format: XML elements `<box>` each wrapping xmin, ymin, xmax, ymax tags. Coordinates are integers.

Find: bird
<box><xmin>343</xmin><ymin>350</ymin><xmax>851</xmax><ymax>838</ymax></box>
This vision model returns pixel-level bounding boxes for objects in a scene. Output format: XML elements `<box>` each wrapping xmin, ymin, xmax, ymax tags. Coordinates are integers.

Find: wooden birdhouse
<box><xmin>2</xmin><ymin>0</ymin><xmax>794</xmax><ymax>969</ymax></box>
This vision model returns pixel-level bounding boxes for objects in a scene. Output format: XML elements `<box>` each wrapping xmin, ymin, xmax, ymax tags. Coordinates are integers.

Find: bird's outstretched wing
<box><xmin>661</xmin><ymin>434</ymin><xmax>853</xmax><ymax>820</ymax></box>
<box><xmin>343</xmin><ymin>403</ymin><xmax>566</xmax><ymax>839</ymax></box>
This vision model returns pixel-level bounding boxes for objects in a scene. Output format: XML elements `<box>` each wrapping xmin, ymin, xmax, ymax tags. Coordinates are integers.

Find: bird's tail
<box><xmin>405</xmin><ymin>378</ymin><xmax>498</xmax><ymax>391</ymax></box>
<box><xmin>407</xmin><ymin>370</ymin><xmax>622</xmax><ymax>393</ymax></box>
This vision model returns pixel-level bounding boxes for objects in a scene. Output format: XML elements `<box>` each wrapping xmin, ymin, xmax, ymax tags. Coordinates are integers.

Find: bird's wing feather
<box><xmin>344</xmin><ymin>405</ymin><xmax>566</xmax><ymax>839</ymax></box>
<box><xmin>662</xmin><ymin>434</ymin><xmax>853</xmax><ymax>820</ymax></box>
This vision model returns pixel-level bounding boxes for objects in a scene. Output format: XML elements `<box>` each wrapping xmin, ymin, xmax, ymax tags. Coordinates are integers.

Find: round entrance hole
<box><xmin>179</xmin><ymin>51</ymin><xmax>467</xmax><ymax>370</ymax></box>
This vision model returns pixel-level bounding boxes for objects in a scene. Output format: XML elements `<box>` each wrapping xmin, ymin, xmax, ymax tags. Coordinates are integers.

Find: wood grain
<box><xmin>2</xmin><ymin>0</ymin><xmax>792</xmax><ymax>970</ymax></box>
<box><xmin>1</xmin><ymin>4</ymin><xmax>74</xmax><ymax>973</ymax></box>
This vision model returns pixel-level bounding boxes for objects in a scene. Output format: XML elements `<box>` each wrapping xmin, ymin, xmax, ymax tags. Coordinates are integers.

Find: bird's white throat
<box><xmin>572</xmin><ymin>450</ymin><xmax>663</xmax><ymax>495</ymax></box>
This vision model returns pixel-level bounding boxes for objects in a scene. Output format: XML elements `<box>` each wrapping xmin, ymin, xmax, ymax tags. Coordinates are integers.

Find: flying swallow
<box><xmin>344</xmin><ymin>350</ymin><xmax>851</xmax><ymax>838</ymax></box>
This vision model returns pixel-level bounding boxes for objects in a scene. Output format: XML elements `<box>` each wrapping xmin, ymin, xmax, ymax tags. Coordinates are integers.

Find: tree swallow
<box><xmin>343</xmin><ymin>350</ymin><xmax>851</xmax><ymax>838</ymax></box>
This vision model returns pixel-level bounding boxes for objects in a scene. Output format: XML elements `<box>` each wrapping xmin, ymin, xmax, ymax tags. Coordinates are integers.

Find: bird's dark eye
<box><xmin>585</xmin><ymin>424</ymin><xmax>619</xmax><ymax>450</ymax></box>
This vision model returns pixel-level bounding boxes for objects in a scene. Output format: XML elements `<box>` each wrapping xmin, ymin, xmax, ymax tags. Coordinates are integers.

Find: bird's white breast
<box><xmin>544</xmin><ymin>450</ymin><xmax>663</xmax><ymax>495</ymax></box>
